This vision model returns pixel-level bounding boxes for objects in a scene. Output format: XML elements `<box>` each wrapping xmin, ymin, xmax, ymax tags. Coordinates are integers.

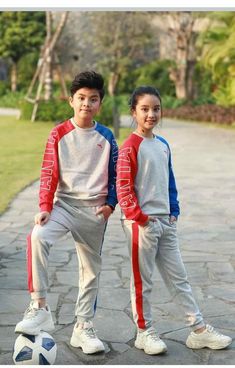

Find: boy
<box><xmin>15</xmin><ymin>71</ymin><xmax>118</xmax><ymax>354</ymax></box>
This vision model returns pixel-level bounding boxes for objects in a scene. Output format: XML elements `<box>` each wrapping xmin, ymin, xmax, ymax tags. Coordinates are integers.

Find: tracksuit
<box><xmin>27</xmin><ymin>118</ymin><xmax>118</xmax><ymax>323</ymax></box>
<box><xmin>117</xmin><ymin>132</ymin><xmax>204</xmax><ymax>331</ymax></box>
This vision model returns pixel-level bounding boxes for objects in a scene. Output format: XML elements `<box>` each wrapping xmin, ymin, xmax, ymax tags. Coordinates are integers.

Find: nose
<box><xmin>82</xmin><ymin>99</ymin><xmax>90</xmax><ymax>106</ymax></box>
<box><xmin>148</xmin><ymin>110</ymin><xmax>155</xmax><ymax>118</ymax></box>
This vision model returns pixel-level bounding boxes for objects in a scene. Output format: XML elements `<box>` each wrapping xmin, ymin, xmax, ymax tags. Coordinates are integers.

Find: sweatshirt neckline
<box><xmin>71</xmin><ymin>118</ymin><xmax>97</xmax><ymax>132</ymax></box>
<box><xmin>133</xmin><ymin>131</ymin><xmax>156</xmax><ymax>141</ymax></box>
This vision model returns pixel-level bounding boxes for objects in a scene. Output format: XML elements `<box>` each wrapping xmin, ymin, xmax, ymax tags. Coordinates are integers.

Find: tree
<box><xmin>87</xmin><ymin>11</ymin><xmax>155</xmax><ymax>138</ymax></box>
<box><xmin>198</xmin><ymin>12</ymin><xmax>235</xmax><ymax>106</ymax></box>
<box><xmin>0</xmin><ymin>11</ymin><xmax>46</xmax><ymax>91</ymax></box>
<box><xmin>164</xmin><ymin>12</ymin><xmax>203</xmax><ymax>100</ymax></box>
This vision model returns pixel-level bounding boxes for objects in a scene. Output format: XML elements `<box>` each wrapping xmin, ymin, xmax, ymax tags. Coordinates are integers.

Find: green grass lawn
<box><xmin>0</xmin><ymin>116</ymin><xmax>133</xmax><ymax>215</ymax></box>
<box><xmin>0</xmin><ymin>117</ymin><xmax>54</xmax><ymax>214</ymax></box>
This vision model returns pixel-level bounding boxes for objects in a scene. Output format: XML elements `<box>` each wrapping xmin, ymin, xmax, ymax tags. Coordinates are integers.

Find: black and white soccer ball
<box><xmin>13</xmin><ymin>332</ymin><xmax>57</xmax><ymax>365</ymax></box>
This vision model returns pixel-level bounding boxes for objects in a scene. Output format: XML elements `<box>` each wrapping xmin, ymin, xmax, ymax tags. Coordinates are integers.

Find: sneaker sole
<box><xmin>135</xmin><ymin>341</ymin><xmax>167</xmax><ymax>355</ymax></box>
<box><xmin>70</xmin><ymin>337</ymin><xmax>105</xmax><ymax>354</ymax></box>
<box><xmin>186</xmin><ymin>339</ymin><xmax>232</xmax><ymax>350</ymax></box>
<box><xmin>15</xmin><ymin>320</ymin><xmax>55</xmax><ymax>335</ymax></box>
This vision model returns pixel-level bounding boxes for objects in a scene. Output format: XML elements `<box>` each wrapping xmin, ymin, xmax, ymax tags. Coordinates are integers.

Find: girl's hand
<box><xmin>96</xmin><ymin>205</ymin><xmax>113</xmax><ymax>221</ymax></box>
<box><xmin>34</xmin><ymin>211</ymin><xmax>50</xmax><ymax>226</ymax></box>
<box><xmin>169</xmin><ymin>215</ymin><xmax>177</xmax><ymax>224</ymax></box>
<box><xmin>142</xmin><ymin>216</ymin><xmax>157</xmax><ymax>227</ymax></box>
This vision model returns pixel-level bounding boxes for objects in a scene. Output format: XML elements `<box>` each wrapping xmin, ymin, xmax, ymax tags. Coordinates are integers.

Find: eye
<box><xmin>154</xmin><ymin>107</ymin><xmax>161</xmax><ymax>112</ymax></box>
<box><xmin>141</xmin><ymin>108</ymin><xmax>148</xmax><ymax>112</ymax></box>
<box><xmin>91</xmin><ymin>98</ymin><xmax>98</xmax><ymax>103</ymax></box>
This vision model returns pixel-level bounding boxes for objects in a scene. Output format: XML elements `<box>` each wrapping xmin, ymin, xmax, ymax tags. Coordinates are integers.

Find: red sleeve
<box><xmin>39</xmin><ymin>127</ymin><xmax>60</xmax><ymax>213</ymax></box>
<box><xmin>116</xmin><ymin>134</ymin><xmax>148</xmax><ymax>225</ymax></box>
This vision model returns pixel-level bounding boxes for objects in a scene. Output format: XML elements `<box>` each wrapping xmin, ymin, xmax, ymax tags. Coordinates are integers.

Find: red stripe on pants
<box><xmin>132</xmin><ymin>222</ymin><xmax>146</xmax><ymax>329</ymax></box>
<box><xmin>27</xmin><ymin>232</ymin><xmax>34</xmax><ymax>292</ymax></box>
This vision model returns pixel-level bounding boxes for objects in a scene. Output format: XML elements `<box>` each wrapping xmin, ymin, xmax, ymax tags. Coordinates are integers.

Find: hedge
<box><xmin>164</xmin><ymin>104</ymin><xmax>235</xmax><ymax>125</ymax></box>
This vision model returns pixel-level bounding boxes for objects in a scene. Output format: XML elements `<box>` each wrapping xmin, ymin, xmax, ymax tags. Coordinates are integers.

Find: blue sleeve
<box><xmin>107</xmin><ymin>136</ymin><xmax>118</xmax><ymax>209</ymax></box>
<box><xmin>168</xmin><ymin>150</ymin><xmax>180</xmax><ymax>217</ymax></box>
<box><xmin>95</xmin><ymin>123</ymin><xmax>118</xmax><ymax>209</ymax></box>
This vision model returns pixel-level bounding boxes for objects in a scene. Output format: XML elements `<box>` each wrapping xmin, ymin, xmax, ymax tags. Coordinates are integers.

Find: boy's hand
<box><xmin>169</xmin><ymin>215</ymin><xmax>177</xmax><ymax>224</ymax></box>
<box><xmin>96</xmin><ymin>205</ymin><xmax>113</xmax><ymax>221</ymax></box>
<box><xmin>34</xmin><ymin>211</ymin><xmax>50</xmax><ymax>226</ymax></box>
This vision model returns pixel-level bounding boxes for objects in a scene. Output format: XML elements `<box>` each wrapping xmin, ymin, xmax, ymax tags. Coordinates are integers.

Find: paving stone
<box><xmin>199</xmin><ymin>298</ymin><xmax>235</xmax><ymax>318</ymax></box>
<box><xmin>0</xmin><ymin>352</ymin><xmax>13</xmax><ymax>364</ymax></box>
<box><xmin>94</xmin><ymin>308</ymin><xmax>135</xmax><ymax>343</ymax></box>
<box><xmin>56</xmin><ymin>271</ymin><xmax>78</xmax><ymax>287</ymax></box>
<box><xmin>107</xmin><ymin>340</ymin><xmax>201</xmax><ymax>365</ymax></box>
<box><xmin>54</xmin><ymin>342</ymin><xmax>85</xmax><ymax>364</ymax></box>
<box><xmin>205</xmin><ymin>285</ymin><xmax>235</xmax><ymax>302</ymax></box>
<box><xmin>58</xmin><ymin>303</ymin><xmax>76</xmax><ymax>324</ymax></box>
<box><xmin>111</xmin><ymin>342</ymin><xmax>130</xmax><ymax>353</ymax></box>
<box><xmin>99</xmin><ymin>270</ymin><xmax>121</xmax><ymax>288</ymax></box>
<box><xmin>0</xmin><ymin>326</ymin><xmax>16</xmax><ymax>352</ymax></box>
<box><xmin>97</xmin><ymin>287</ymin><xmax>130</xmax><ymax>310</ymax></box>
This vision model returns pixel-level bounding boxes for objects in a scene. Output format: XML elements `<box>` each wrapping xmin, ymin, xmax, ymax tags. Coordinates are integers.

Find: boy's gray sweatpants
<box><xmin>27</xmin><ymin>203</ymin><xmax>107</xmax><ymax>323</ymax></box>
<box><xmin>122</xmin><ymin>216</ymin><xmax>205</xmax><ymax>331</ymax></box>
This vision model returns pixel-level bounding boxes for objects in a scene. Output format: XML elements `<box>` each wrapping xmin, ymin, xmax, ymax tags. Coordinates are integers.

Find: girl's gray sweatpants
<box><xmin>27</xmin><ymin>203</ymin><xmax>107</xmax><ymax>323</ymax></box>
<box><xmin>122</xmin><ymin>216</ymin><xmax>205</xmax><ymax>331</ymax></box>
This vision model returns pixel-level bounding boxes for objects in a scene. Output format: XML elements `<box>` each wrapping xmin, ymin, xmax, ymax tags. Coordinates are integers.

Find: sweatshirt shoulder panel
<box><xmin>156</xmin><ymin>135</ymin><xmax>170</xmax><ymax>149</ymax></box>
<box><xmin>95</xmin><ymin>122</ymin><xmax>115</xmax><ymax>144</ymax></box>
<box><xmin>121</xmin><ymin>133</ymin><xmax>143</xmax><ymax>151</ymax></box>
<box><xmin>54</xmin><ymin>119</ymin><xmax>75</xmax><ymax>141</ymax></box>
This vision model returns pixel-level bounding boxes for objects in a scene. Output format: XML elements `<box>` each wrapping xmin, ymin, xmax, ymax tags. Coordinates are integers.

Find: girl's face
<box><xmin>132</xmin><ymin>94</ymin><xmax>161</xmax><ymax>134</ymax></box>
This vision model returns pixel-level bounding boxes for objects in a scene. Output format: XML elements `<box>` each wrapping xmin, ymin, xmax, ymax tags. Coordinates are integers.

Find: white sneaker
<box><xmin>135</xmin><ymin>327</ymin><xmax>167</xmax><ymax>355</ymax></box>
<box><xmin>186</xmin><ymin>324</ymin><xmax>232</xmax><ymax>350</ymax></box>
<box><xmin>15</xmin><ymin>300</ymin><xmax>55</xmax><ymax>335</ymax></box>
<box><xmin>70</xmin><ymin>321</ymin><xmax>105</xmax><ymax>354</ymax></box>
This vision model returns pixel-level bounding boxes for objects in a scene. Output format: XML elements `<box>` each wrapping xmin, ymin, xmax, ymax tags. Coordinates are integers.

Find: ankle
<box><xmin>194</xmin><ymin>326</ymin><xmax>206</xmax><ymax>334</ymax></box>
<box><xmin>32</xmin><ymin>298</ymin><xmax>46</xmax><ymax>309</ymax></box>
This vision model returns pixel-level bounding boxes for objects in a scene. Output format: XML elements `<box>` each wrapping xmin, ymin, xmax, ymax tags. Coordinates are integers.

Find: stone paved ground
<box><xmin>0</xmin><ymin>118</ymin><xmax>235</xmax><ymax>365</ymax></box>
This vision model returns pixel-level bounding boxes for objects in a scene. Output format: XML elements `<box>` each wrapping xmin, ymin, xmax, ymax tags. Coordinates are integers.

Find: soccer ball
<box><xmin>13</xmin><ymin>332</ymin><xmax>57</xmax><ymax>365</ymax></box>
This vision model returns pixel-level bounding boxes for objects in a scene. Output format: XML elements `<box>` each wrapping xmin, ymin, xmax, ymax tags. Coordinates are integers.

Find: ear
<box><xmin>131</xmin><ymin>108</ymin><xmax>136</xmax><ymax>119</ymax></box>
<box><xmin>69</xmin><ymin>96</ymin><xmax>73</xmax><ymax>108</ymax></box>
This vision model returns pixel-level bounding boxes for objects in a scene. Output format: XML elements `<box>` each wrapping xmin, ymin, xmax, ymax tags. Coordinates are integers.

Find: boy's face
<box><xmin>69</xmin><ymin>88</ymin><xmax>101</xmax><ymax>123</ymax></box>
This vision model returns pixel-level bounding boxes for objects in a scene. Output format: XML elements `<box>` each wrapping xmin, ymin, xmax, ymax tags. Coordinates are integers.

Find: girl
<box><xmin>116</xmin><ymin>86</ymin><xmax>232</xmax><ymax>355</ymax></box>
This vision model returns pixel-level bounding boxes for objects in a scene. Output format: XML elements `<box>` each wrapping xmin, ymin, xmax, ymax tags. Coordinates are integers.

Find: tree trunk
<box><xmin>167</xmin><ymin>13</ymin><xmax>195</xmax><ymax>100</ymax></box>
<box><xmin>11</xmin><ymin>62</ymin><xmax>17</xmax><ymax>92</ymax></box>
<box><xmin>44</xmin><ymin>11</ymin><xmax>53</xmax><ymax>101</ymax></box>
<box><xmin>108</xmin><ymin>72</ymin><xmax>120</xmax><ymax>139</ymax></box>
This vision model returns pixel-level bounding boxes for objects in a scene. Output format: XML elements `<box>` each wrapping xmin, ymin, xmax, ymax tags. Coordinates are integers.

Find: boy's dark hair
<box><xmin>129</xmin><ymin>86</ymin><xmax>162</xmax><ymax>116</ymax></box>
<box><xmin>70</xmin><ymin>71</ymin><xmax>105</xmax><ymax>101</ymax></box>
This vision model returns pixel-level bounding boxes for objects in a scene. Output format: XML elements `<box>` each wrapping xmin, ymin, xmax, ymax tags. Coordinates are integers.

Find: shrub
<box><xmin>163</xmin><ymin>104</ymin><xmax>235</xmax><ymax>125</ymax></box>
<box><xmin>20</xmin><ymin>98</ymin><xmax>73</xmax><ymax>122</ymax></box>
<box><xmin>95</xmin><ymin>96</ymin><xmax>113</xmax><ymax>126</ymax></box>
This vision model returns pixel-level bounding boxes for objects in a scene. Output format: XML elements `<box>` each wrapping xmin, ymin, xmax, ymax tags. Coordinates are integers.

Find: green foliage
<box><xmin>118</xmin><ymin>60</ymin><xmax>176</xmax><ymax>97</ymax></box>
<box><xmin>20</xmin><ymin>99</ymin><xmax>73</xmax><ymax>122</ymax></box>
<box><xmin>162</xmin><ymin>96</ymin><xmax>186</xmax><ymax>109</ymax></box>
<box><xmin>95</xmin><ymin>96</ymin><xmax>113</xmax><ymax>126</ymax></box>
<box><xmin>0</xmin><ymin>90</ymin><xmax>24</xmax><ymax>107</ymax></box>
<box><xmin>0</xmin><ymin>80</ymin><xmax>10</xmax><ymax>97</ymax></box>
<box><xmin>17</xmin><ymin>52</ymin><xmax>39</xmax><ymax>89</ymax></box>
<box><xmin>192</xmin><ymin>63</ymin><xmax>216</xmax><ymax>105</ymax></box>
<box><xmin>199</xmin><ymin>12</ymin><xmax>235</xmax><ymax>106</ymax></box>
<box><xmin>0</xmin><ymin>11</ymin><xmax>46</xmax><ymax>62</ymax></box>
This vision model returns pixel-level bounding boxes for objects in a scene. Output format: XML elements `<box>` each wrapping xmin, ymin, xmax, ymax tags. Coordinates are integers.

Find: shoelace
<box><xmin>83</xmin><ymin>327</ymin><xmax>98</xmax><ymax>339</ymax></box>
<box><xmin>146</xmin><ymin>328</ymin><xmax>161</xmax><ymax>342</ymax></box>
<box><xmin>206</xmin><ymin>324</ymin><xmax>223</xmax><ymax>337</ymax></box>
<box><xmin>24</xmin><ymin>306</ymin><xmax>40</xmax><ymax>320</ymax></box>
